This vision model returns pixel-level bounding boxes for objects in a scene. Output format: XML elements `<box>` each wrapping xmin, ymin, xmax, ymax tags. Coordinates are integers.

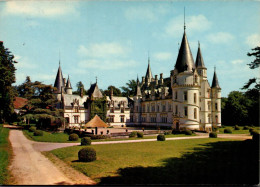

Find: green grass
<box><xmin>23</xmin><ymin>129</ymin><xmax>194</xmax><ymax>143</ymax></box>
<box><xmin>23</xmin><ymin>130</ymin><xmax>81</xmax><ymax>143</ymax></box>
<box><xmin>0</xmin><ymin>124</ymin><xmax>11</xmax><ymax>184</ymax></box>
<box><xmin>218</xmin><ymin>126</ymin><xmax>260</xmax><ymax>134</ymax></box>
<box><xmin>49</xmin><ymin>137</ymin><xmax>260</xmax><ymax>185</ymax></box>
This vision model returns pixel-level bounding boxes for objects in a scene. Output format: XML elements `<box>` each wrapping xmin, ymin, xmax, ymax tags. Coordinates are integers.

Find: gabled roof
<box><xmin>145</xmin><ymin>58</ymin><xmax>153</xmax><ymax>80</ymax></box>
<box><xmin>54</xmin><ymin>64</ymin><xmax>64</xmax><ymax>93</ymax></box>
<box><xmin>85</xmin><ymin>115</ymin><xmax>108</xmax><ymax>128</ymax></box>
<box><xmin>211</xmin><ymin>69</ymin><xmax>220</xmax><ymax>88</ymax></box>
<box><xmin>14</xmin><ymin>97</ymin><xmax>28</xmax><ymax>109</ymax></box>
<box><xmin>195</xmin><ymin>44</ymin><xmax>206</xmax><ymax>68</ymax></box>
<box><xmin>88</xmin><ymin>83</ymin><xmax>103</xmax><ymax>98</ymax></box>
<box><xmin>175</xmin><ymin>31</ymin><xmax>195</xmax><ymax>73</ymax></box>
<box><xmin>66</xmin><ymin>76</ymin><xmax>72</xmax><ymax>88</ymax></box>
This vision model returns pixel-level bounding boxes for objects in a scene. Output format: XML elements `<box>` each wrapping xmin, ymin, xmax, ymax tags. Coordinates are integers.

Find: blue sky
<box><xmin>0</xmin><ymin>1</ymin><xmax>259</xmax><ymax>97</ymax></box>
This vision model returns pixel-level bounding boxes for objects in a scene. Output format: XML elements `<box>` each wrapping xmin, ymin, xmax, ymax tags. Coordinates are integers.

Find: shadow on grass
<box><xmin>99</xmin><ymin>140</ymin><xmax>259</xmax><ymax>185</ymax></box>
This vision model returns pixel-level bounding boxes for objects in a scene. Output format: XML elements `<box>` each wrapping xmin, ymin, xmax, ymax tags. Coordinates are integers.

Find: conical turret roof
<box><xmin>54</xmin><ymin>63</ymin><xmax>64</xmax><ymax>93</ymax></box>
<box><xmin>135</xmin><ymin>76</ymin><xmax>141</xmax><ymax>96</ymax></box>
<box><xmin>195</xmin><ymin>43</ymin><xmax>206</xmax><ymax>68</ymax></box>
<box><xmin>66</xmin><ymin>75</ymin><xmax>72</xmax><ymax>89</ymax></box>
<box><xmin>145</xmin><ymin>58</ymin><xmax>153</xmax><ymax>80</ymax></box>
<box><xmin>211</xmin><ymin>69</ymin><xmax>220</xmax><ymax>88</ymax></box>
<box><xmin>175</xmin><ymin>31</ymin><xmax>195</xmax><ymax>73</ymax></box>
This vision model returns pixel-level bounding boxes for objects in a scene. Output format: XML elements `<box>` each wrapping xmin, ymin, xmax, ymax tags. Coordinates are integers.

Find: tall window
<box><xmin>121</xmin><ymin>108</ymin><xmax>124</xmax><ymax>113</ymax></box>
<box><xmin>109</xmin><ymin>115</ymin><xmax>114</xmax><ymax>123</ymax></box>
<box><xmin>184</xmin><ymin>91</ymin><xmax>187</xmax><ymax>101</ymax></box>
<box><xmin>184</xmin><ymin>107</ymin><xmax>188</xmax><ymax>117</ymax></box>
<box><xmin>194</xmin><ymin>108</ymin><xmax>197</xmax><ymax>119</ymax></box>
<box><xmin>110</xmin><ymin>108</ymin><xmax>114</xmax><ymax>113</ymax></box>
<box><xmin>175</xmin><ymin>105</ymin><xmax>178</xmax><ymax>115</ymax></box>
<box><xmin>157</xmin><ymin>105</ymin><xmax>160</xmax><ymax>112</ymax></box>
<box><xmin>215</xmin><ymin>115</ymin><xmax>218</xmax><ymax>123</ymax></box>
<box><xmin>168</xmin><ymin>103</ymin><xmax>172</xmax><ymax>111</ymax></box>
<box><xmin>194</xmin><ymin>93</ymin><xmax>197</xmax><ymax>104</ymax></box>
<box><xmin>120</xmin><ymin>116</ymin><xmax>125</xmax><ymax>123</ymax></box>
<box><xmin>152</xmin><ymin>105</ymin><xmax>155</xmax><ymax>112</ymax></box>
<box><xmin>74</xmin><ymin>107</ymin><xmax>79</xmax><ymax>113</ymax></box>
<box><xmin>147</xmin><ymin>105</ymin><xmax>150</xmax><ymax>112</ymax></box>
<box><xmin>162</xmin><ymin>104</ymin><xmax>166</xmax><ymax>112</ymax></box>
<box><xmin>175</xmin><ymin>91</ymin><xmax>178</xmax><ymax>100</ymax></box>
<box><xmin>208</xmin><ymin>101</ymin><xmax>211</xmax><ymax>110</ymax></box>
<box><xmin>208</xmin><ymin>114</ymin><xmax>211</xmax><ymax>123</ymax></box>
<box><xmin>136</xmin><ymin>106</ymin><xmax>138</xmax><ymax>112</ymax></box>
<box><xmin>130</xmin><ymin>116</ymin><xmax>133</xmax><ymax>122</ymax></box>
<box><xmin>215</xmin><ymin>103</ymin><xmax>218</xmax><ymax>110</ymax></box>
<box><xmin>74</xmin><ymin>116</ymin><xmax>79</xmax><ymax>123</ymax></box>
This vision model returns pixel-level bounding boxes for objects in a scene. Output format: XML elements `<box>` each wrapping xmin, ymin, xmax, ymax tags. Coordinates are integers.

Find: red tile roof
<box><xmin>14</xmin><ymin>97</ymin><xmax>28</xmax><ymax>109</ymax></box>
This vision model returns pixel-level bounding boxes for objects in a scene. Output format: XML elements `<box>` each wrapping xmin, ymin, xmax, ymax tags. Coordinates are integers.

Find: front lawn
<box><xmin>218</xmin><ymin>126</ymin><xmax>260</xmax><ymax>134</ymax></box>
<box><xmin>0</xmin><ymin>124</ymin><xmax>11</xmax><ymax>184</ymax></box>
<box><xmin>49</xmin><ymin>138</ymin><xmax>259</xmax><ymax>185</ymax></box>
<box><xmin>23</xmin><ymin>129</ymin><xmax>194</xmax><ymax>143</ymax></box>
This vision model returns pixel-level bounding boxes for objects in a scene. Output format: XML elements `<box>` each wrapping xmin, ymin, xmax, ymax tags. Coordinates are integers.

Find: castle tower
<box><xmin>54</xmin><ymin>62</ymin><xmax>65</xmax><ymax>93</ymax></box>
<box><xmin>195</xmin><ymin>42</ymin><xmax>207</xmax><ymax>80</ymax></box>
<box><xmin>65</xmin><ymin>75</ymin><xmax>72</xmax><ymax>95</ymax></box>
<box><xmin>171</xmin><ymin>28</ymin><xmax>200</xmax><ymax>130</ymax></box>
<box><xmin>145</xmin><ymin>57</ymin><xmax>153</xmax><ymax>86</ymax></box>
<box><xmin>211</xmin><ymin>68</ymin><xmax>221</xmax><ymax>128</ymax></box>
<box><xmin>133</xmin><ymin>76</ymin><xmax>142</xmax><ymax>124</ymax></box>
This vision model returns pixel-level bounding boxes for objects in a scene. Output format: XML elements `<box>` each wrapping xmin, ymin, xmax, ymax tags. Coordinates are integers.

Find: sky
<box><xmin>0</xmin><ymin>0</ymin><xmax>259</xmax><ymax>97</ymax></box>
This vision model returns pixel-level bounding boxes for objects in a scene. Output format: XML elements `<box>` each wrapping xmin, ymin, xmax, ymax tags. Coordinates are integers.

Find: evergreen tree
<box><xmin>17</xmin><ymin>76</ymin><xmax>35</xmax><ymax>99</ymax></box>
<box><xmin>0</xmin><ymin>41</ymin><xmax>17</xmax><ymax>123</ymax></box>
<box><xmin>121</xmin><ymin>79</ymin><xmax>137</xmax><ymax>97</ymax></box>
<box><xmin>73</xmin><ymin>81</ymin><xmax>88</xmax><ymax>95</ymax></box>
<box><xmin>104</xmin><ymin>85</ymin><xmax>122</xmax><ymax>96</ymax></box>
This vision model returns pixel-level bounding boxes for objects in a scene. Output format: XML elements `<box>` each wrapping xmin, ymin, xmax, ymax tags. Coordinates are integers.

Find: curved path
<box><xmin>8</xmin><ymin>130</ymin><xmax>95</xmax><ymax>185</ymax></box>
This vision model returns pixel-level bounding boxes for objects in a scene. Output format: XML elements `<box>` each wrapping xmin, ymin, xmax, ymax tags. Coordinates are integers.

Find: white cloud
<box><xmin>3</xmin><ymin>1</ymin><xmax>79</xmax><ymax>18</ymax></box>
<box><xmin>153</xmin><ymin>52</ymin><xmax>173</xmax><ymax>61</ymax></box>
<box><xmin>246</xmin><ymin>33</ymin><xmax>260</xmax><ymax>47</ymax></box>
<box><xmin>165</xmin><ymin>14</ymin><xmax>212</xmax><ymax>37</ymax></box>
<box><xmin>125</xmin><ymin>5</ymin><xmax>170</xmax><ymax>22</ymax></box>
<box><xmin>14</xmin><ymin>56</ymin><xmax>37</xmax><ymax>69</ymax></box>
<box><xmin>78</xmin><ymin>59</ymin><xmax>137</xmax><ymax>70</ymax></box>
<box><xmin>231</xmin><ymin>59</ymin><xmax>244</xmax><ymax>65</ymax></box>
<box><xmin>206</xmin><ymin>32</ymin><xmax>234</xmax><ymax>44</ymax></box>
<box><xmin>77</xmin><ymin>42</ymin><xmax>130</xmax><ymax>58</ymax></box>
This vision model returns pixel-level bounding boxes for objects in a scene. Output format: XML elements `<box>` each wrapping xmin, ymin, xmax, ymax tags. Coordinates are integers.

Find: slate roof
<box><xmin>175</xmin><ymin>31</ymin><xmax>195</xmax><ymax>73</ymax></box>
<box><xmin>66</xmin><ymin>76</ymin><xmax>72</xmax><ymax>88</ymax></box>
<box><xmin>88</xmin><ymin>83</ymin><xmax>103</xmax><ymax>98</ymax></box>
<box><xmin>54</xmin><ymin>64</ymin><xmax>64</xmax><ymax>93</ymax></box>
<box><xmin>145</xmin><ymin>58</ymin><xmax>153</xmax><ymax>80</ymax></box>
<box><xmin>195</xmin><ymin>44</ymin><xmax>206</xmax><ymax>68</ymax></box>
<box><xmin>211</xmin><ymin>70</ymin><xmax>221</xmax><ymax>88</ymax></box>
<box><xmin>63</xmin><ymin>94</ymin><xmax>88</xmax><ymax>107</ymax></box>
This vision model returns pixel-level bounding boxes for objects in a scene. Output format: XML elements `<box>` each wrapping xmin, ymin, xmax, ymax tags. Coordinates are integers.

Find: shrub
<box><xmin>212</xmin><ymin>127</ymin><xmax>219</xmax><ymax>132</ymax></box>
<box><xmin>137</xmin><ymin>132</ymin><xmax>143</xmax><ymax>138</ymax></box>
<box><xmin>81</xmin><ymin>137</ymin><xmax>91</xmax><ymax>146</ymax></box>
<box><xmin>243</xmin><ymin>126</ymin><xmax>249</xmax><ymax>130</ymax></box>
<box><xmin>33</xmin><ymin>130</ymin><xmax>43</xmax><ymax>136</ymax></box>
<box><xmin>29</xmin><ymin>127</ymin><xmax>36</xmax><ymax>132</ymax></box>
<box><xmin>234</xmin><ymin>125</ymin><xmax>240</xmax><ymax>130</ymax></box>
<box><xmin>129</xmin><ymin>131</ymin><xmax>137</xmax><ymax>138</ymax></box>
<box><xmin>78</xmin><ymin>147</ymin><xmax>96</xmax><ymax>162</ymax></box>
<box><xmin>224</xmin><ymin>128</ymin><xmax>232</xmax><ymax>133</ymax></box>
<box><xmin>249</xmin><ymin>128</ymin><xmax>254</xmax><ymax>133</ymax></box>
<box><xmin>69</xmin><ymin>133</ymin><xmax>79</xmax><ymax>141</ymax></box>
<box><xmin>250</xmin><ymin>129</ymin><xmax>259</xmax><ymax>136</ymax></box>
<box><xmin>184</xmin><ymin>130</ymin><xmax>193</xmax><ymax>135</ymax></box>
<box><xmin>209</xmin><ymin>132</ymin><xmax>217</xmax><ymax>138</ymax></box>
<box><xmin>157</xmin><ymin>134</ymin><xmax>165</xmax><ymax>141</ymax></box>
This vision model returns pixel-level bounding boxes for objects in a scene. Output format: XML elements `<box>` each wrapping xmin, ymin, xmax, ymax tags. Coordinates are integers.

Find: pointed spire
<box><xmin>135</xmin><ymin>75</ymin><xmax>142</xmax><ymax>97</ymax></box>
<box><xmin>66</xmin><ymin>75</ymin><xmax>72</xmax><ymax>88</ymax></box>
<box><xmin>195</xmin><ymin>41</ymin><xmax>206</xmax><ymax>68</ymax></box>
<box><xmin>145</xmin><ymin>56</ymin><xmax>153</xmax><ymax>80</ymax></box>
<box><xmin>54</xmin><ymin>62</ymin><xmax>64</xmax><ymax>93</ymax></box>
<box><xmin>174</xmin><ymin>31</ymin><xmax>195</xmax><ymax>73</ymax></box>
<box><xmin>184</xmin><ymin>7</ymin><xmax>186</xmax><ymax>31</ymax></box>
<box><xmin>136</xmin><ymin>74</ymin><xmax>140</xmax><ymax>84</ymax></box>
<box><xmin>211</xmin><ymin>67</ymin><xmax>220</xmax><ymax>88</ymax></box>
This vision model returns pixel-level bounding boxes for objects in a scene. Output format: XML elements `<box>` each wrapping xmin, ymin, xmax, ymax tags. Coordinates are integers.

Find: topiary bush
<box><xmin>184</xmin><ymin>130</ymin><xmax>193</xmax><ymax>135</ymax></box>
<box><xmin>129</xmin><ymin>131</ymin><xmax>137</xmax><ymax>138</ymax></box>
<box><xmin>234</xmin><ymin>125</ymin><xmax>240</xmax><ymax>130</ymax></box>
<box><xmin>78</xmin><ymin>147</ymin><xmax>96</xmax><ymax>162</ymax></box>
<box><xmin>69</xmin><ymin>133</ymin><xmax>79</xmax><ymax>141</ymax></box>
<box><xmin>157</xmin><ymin>134</ymin><xmax>165</xmax><ymax>141</ymax></box>
<box><xmin>243</xmin><ymin>126</ymin><xmax>249</xmax><ymax>130</ymax></box>
<box><xmin>224</xmin><ymin>128</ymin><xmax>232</xmax><ymax>133</ymax></box>
<box><xmin>137</xmin><ymin>132</ymin><xmax>143</xmax><ymax>138</ymax></box>
<box><xmin>209</xmin><ymin>132</ymin><xmax>217</xmax><ymax>138</ymax></box>
<box><xmin>81</xmin><ymin>137</ymin><xmax>91</xmax><ymax>146</ymax></box>
<box><xmin>33</xmin><ymin>130</ymin><xmax>43</xmax><ymax>136</ymax></box>
<box><xmin>29</xmin><ymin>127</ymin><xmax>36</xmax><ymax>132</ymax></box>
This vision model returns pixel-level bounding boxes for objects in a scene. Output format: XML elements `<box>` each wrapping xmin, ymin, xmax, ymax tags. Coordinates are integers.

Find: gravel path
<box><xmin>8</xmin><ymin>130</ymin><xmax>95</xmax><ymax>185</ymax></box>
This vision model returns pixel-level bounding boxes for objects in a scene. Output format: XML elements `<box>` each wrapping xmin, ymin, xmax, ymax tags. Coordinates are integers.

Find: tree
<box><xmin>104</xmin><ymin>85</ymin><xmax>122</xmax><ymax>96</ymax></box>
<box><xmin>0</xmin><ymin>41</ymin><xmax>17</xmax><ymax>123</ymax></box>
<box><xmin>73</xmin><ymin>81</ymin><xmax>88</xmax><ymax>95</ymax></box>
<box><xmin>121</xmin><ymin>79</ymin><xmax>137</xmax><ymax>97</ymax></box>
<box><xmin>242</xmin><ymin>46</ymin><xmax>260</xmax><ymax>90</ymax></box>
<box><xmin>17</xmin><ymin>76</ymin><xmax>35</xmax><ymax>99</ymax></box>
<box><xmin>22</xmin><ymin>81</ymin><xmax>64</xmax><ymax>130</ymax></box>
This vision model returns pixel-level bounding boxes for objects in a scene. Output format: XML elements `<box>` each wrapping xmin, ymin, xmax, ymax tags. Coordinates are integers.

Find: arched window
<box><xmin>194</xmin><ymin>108</ymin><xmax>197</xmax><ymax>119</ymax></box>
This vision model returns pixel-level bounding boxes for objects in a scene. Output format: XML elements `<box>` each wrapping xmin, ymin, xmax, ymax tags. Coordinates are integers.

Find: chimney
<box><xmin>63</xmin><ymin>78</ymin><xmax>66</xmax><ymax>87</ymax></box>
<box><xmin>155</xmin><ymin>75</ymin><xmax>158</xmax><ymax>85</ymax></box>
<box><xmin>142</xmin><ymin>76</ymin><xmax>145</xmax><ymax>84</ymax></box>
<box><xmin>110</xmin><ymin>87</ymin><xmax>113</xmax><ymax>100</ymax></box>
<box><xmin>80</xmin><ymin>87</ymin><xmax>83</xmax><ymax>98</ymax></box>
<box><xmin>160</xmin><ymin>73</ymin><xmax>164</xmax><ymax>85</ymax></box>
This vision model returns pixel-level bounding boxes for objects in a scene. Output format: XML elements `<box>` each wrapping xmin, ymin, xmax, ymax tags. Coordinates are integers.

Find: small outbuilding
<box><xmin>85</xmin><ymin>115</ymin><xmax>108</xmax><ymax>134</ymax></box>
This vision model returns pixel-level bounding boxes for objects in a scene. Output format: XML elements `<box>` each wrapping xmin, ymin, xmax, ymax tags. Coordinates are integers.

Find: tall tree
<box><xmin>242</xmin><ymin>46</ymin><xmax>260</xmax><ymax>90</ymax></box>
<box><xmin>104</xmin><ymin>85</ymin><xmax>122</xmax><ymax>96</ymax></box>
<box><xmin>0</xmin><ymin>41</ymin><xmax>17</xmax><ymax>123</ymax></box>
<box><xmin>73</xmin><ymin>81</ymin><xmax>88</xmax><ymax>95</ymax></box>
<box><xmin>121</xmin><ymin>79</ymin><xmax>137</xmax><ymax>97</ymax></box>
<box><xmin>17</xmin><ymin>76</ymin><xmax>35</xmax><ymax>99</ymax></box>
